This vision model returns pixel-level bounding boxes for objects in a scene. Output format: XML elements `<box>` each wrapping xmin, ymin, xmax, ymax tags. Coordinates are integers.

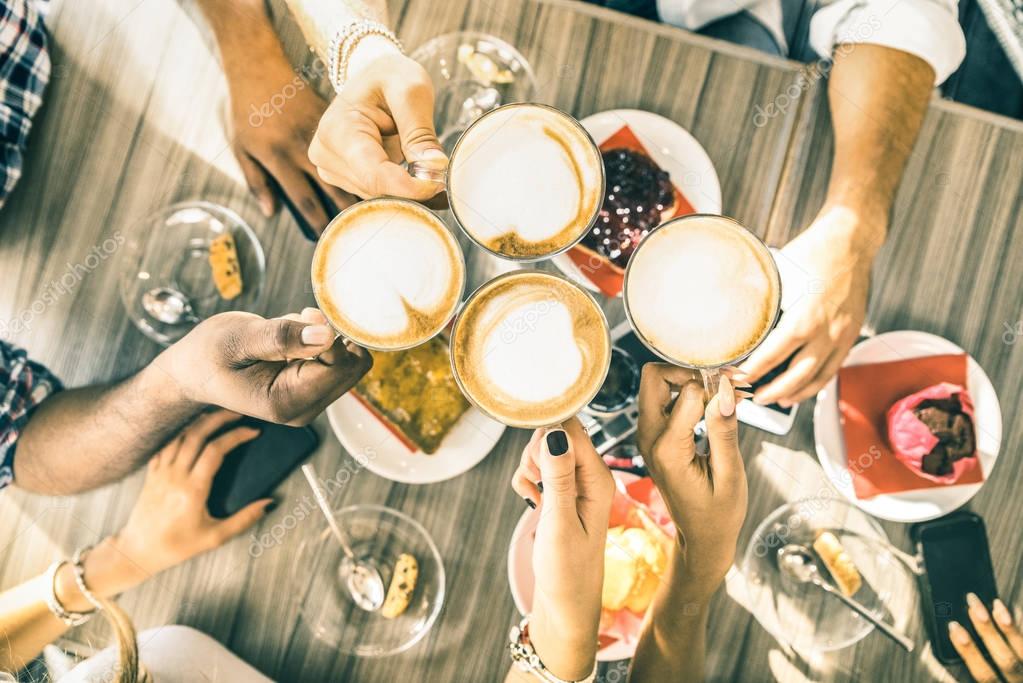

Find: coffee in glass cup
<box><xmin>623</xmin><ymin>214</ymin><xmax>781</xmax><ymax>389</ymax></box>
<box><xmin>311</xmin><ymin>198</ymin><xmax>465</xmax><ymax>351</ymax></box>
<box><xmin>450</xmin><ymin>270</ymin><xmax>611</xmax><ymax>428</ymax></box>
<box><xmin>410</xmin><ymin>103</ymin><xmax>605</xmax><ymax>262</ymax></box>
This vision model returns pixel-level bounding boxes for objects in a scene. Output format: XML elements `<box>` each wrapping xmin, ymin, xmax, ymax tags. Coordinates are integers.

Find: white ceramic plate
<box><xmin>326</xmin><ymin>394</ymin><xmax>505</xmax><ymax>485</ymax></box>
<box><xmin>553</xmin><ymin>109</ymin><xmax>722</xmax><ymax>295</ymax></box>
<box><xmin>813</xmin><ymin>330</ymin><xmax>1002</xmax><ymax>523</ymax></box>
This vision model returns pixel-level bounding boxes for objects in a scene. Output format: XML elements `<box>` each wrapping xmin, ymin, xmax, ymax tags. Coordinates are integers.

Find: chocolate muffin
<box><xmin>914</xmin><ymin>395</ymin><xmax>976</xmax><ymax>476</ymax></box>
<box><xmin>581</xmin><ymin>148</ymin><xmax>676</xmax><ymax>267</ymax></box>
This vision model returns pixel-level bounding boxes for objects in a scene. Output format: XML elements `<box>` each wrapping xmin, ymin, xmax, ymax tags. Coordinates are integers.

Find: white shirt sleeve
<box><xmin>809</xmin><ymin>0</ymin><xmax>967</xmax><ymax>84</ymax></box>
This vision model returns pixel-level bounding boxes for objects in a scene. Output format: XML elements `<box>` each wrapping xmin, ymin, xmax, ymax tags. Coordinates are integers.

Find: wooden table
<box><xmin>0</xmin><ymin>0</ymin><xmax>1020</xmax><ymax>681</ymax></box>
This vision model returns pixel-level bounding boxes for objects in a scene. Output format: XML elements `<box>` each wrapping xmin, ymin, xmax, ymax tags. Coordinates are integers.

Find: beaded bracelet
<box><xmin>43</xmin><ymin>560</ymin><xmax>92</xmax><ymax>627</ymax></box>
<box><xmin>71</xmin><ymin>546</ymin><xmax>107</xmax><ymax>612</ymax></box>
<box><xmin>328</xmin><ymin>20</ymin><xmax>404</xmax><ymax>93</ymax></box>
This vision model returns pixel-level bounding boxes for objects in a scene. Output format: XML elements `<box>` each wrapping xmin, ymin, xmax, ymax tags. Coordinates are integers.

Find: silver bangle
<box><xmin>508</xmin><ymin>617</ymin><xmax>598</xmax><ymax>683</ymax></box>
<box><xmin>43</xmin><ymin>561</ymin><xmax>93</xmax><ymax>627</ymax></box>
<box><xmin>71</xmin><ymin>546</ymin><xmax>107</xmax><ymax>612</ymax></box>
<box><xmin>328</xmin><ymin>20</ymin><xmax>403</xmax><ymax>93</ymax></box>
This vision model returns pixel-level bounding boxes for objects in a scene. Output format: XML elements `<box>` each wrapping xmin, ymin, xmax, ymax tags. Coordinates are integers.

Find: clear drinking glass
<box><xmin>293</xmin><ymin>505</ymin><xmax>445</xmax><ymax>657</ymax></box>
<box><xmin>410</xmin><ymin>31</ymin><xmax>538</xmax><ymax>153</ymax></box>
<box><xmin>621</xmin><ymin>214</ymin><xmax>782</xmax><ymax>398</ymax></box>
<box><xmin>407</xmin><ymin>103</ymin><xmax>605</xmax><ymax>263</ymax></box>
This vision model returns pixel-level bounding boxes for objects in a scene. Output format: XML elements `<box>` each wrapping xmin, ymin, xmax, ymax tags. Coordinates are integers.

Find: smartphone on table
<box><xmin>611</xmin><ymin>319</ymin><xmax>798</xmax><ymax>435</ymax></box>
<box><xmin>911</xmin><ymin>511</ymin><xmax>1000</xmax><ymax>664</ymax></box>
<box><xmin>206</xmin><ymin>417</ymin><xmax>320</xmax><ymax>518</ymax></box>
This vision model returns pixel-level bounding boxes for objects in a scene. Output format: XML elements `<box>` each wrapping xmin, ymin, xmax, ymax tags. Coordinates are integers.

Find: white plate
<box><xmin>552</xmin><ymin>109</ymin><xmax>722</xmax><ymax>295</ymax></box>
<box><xmin>813</xmin><ymin>330</ymin><xmax>1002</xmax><ymax>523</ymax></box>
<box><xmin>326</xmin><ymin>394</ymin><xmax>506</xmax><ymax>485</ymax></box>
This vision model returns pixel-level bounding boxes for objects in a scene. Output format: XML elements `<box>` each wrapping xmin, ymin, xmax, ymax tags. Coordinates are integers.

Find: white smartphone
<box><xmin>608</xmin><ymin>319</ymin><xmax>798</xmax><ymax>435</ymax></box>
<box><xmin>735</xmin><ymin>359</ymin><xmax>798</xmax><ymax>435</ymax></box>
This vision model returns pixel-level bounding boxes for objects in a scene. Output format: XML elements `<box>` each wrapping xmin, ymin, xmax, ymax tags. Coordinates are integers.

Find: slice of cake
<box><xmin>353</xmin><ymin>337</ymin><xmax>469</xmax><ymax>454</ymax></box>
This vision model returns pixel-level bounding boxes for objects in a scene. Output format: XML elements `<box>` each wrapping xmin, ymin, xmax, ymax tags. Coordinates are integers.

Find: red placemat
<box><xmin>566</xmin><ymin>124</ymin><xmax>696</xmax><ymax>297</ymax></box>
<box><xmin>838</xmin><ymin>353</ymin><xmax>984</xmax><ymax>499</ymax></box>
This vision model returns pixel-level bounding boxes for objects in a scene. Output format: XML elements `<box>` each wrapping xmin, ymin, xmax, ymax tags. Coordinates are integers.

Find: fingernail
<box><xmin>731</xmin><ymin>380</ymin><xmax>753</xmax><ymax>388</ymax></box>
<box><xmin>524</xmin><ymin>497</ymin><xmax>536</xmax><ymax>510</ymax></box>
<box><xmin>993</xmin><ymin>599</ymin><xmax>1012</xmax><ymax>626</ymax></box>
<box><xmin>418</xmin><ymin>148</ymin><xmax>447</xmax><ymax>162</ymax></box>
<box><xmin>301</xmin><ymin>324</ymin><xmax>332</xmax><ymax>345</ymax></box>
<box><xmin>302</xmin><ymin>306</ymin><xmax>321</xmax><ymax>318</ymax></box>
<box><xmin>545</xmin><ymin>429</ymin><xmax>568</xmax><ymax>456</ymax></box>
<box><xmin>778</xmin><ymin>400</ymin><xmax>792</xmax><ymax>408</ymax></box>
<box><xmin>683</xmin><ymin>381</ymin><xmax>703</xmax><ymax>402</ymax></box>
<box><xmin>735</xmin><ymin>390</ymin><xmax>754</xmax><ymax>399</ymax></box>
<box><xmin>967</xmin><ymin>592</ymin><xmax>988</xmax><ymax>621</ymax></box>
<box><xmin>718</xmin><ymin>375</ymin><xmax>735</xmax><ymax>417</ymax></box>
<box><xmin>536</xmin><ymin>481</ymin><xmax>544</xmax><ymax>493</ymax></box>
<box><xmin>753</xmin><ymin>392</ymin><xmax>770</xmax><ymax>405</ymax></box>
<box><xmin>259</xmin><ymin>196</ymin><xmax>274</xmax><ymax>217</ymax></box>
<box><xmin>948</xmin><ymin>620</ymin><xmax>970</xmax><ymax>645</ymax></box>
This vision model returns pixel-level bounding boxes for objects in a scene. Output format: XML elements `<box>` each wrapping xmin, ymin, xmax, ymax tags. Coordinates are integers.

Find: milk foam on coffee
<box><xmin>452</xmin><ymin>272</ymin><xmax>610</xmax><ymax>427</ymax></box>
<box><xmin>626</xmin><ymin>216</ymin><xmax>780</xmax><ymax>367</ymax></box>
<box><xmin>312</xmin><ymin>200</ymin><xmax>463</xmax><ymax>349</ymax></box>
<box><xmin>448</xmin><ymin>105</ymin><xmax>603</xmax><ymax>259</ymax></box>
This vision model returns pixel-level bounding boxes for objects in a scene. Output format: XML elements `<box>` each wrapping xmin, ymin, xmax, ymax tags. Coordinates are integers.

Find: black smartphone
<box><xmin>911</xmin><ymin>511</ymin><xmax>999</xmax><ymax>664</ymax></box>
<box><xmin>206</xmin><ymin>418</ymin><xmax>320</xmax><ymax>519</ymax></box>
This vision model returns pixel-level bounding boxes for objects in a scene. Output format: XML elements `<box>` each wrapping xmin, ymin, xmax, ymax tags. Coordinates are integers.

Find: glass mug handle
<box><xmin>407</xmin><ymin>161</ymin><xmax>447</xmax><ymax>184</ymax></box>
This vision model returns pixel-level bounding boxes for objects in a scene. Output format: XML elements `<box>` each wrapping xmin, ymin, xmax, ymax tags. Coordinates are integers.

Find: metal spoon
<box><xmin>301</xmin><ymin>464</ymin><xmax>386</xmax><ymax>612</ymax></box>
<box><xmin>142</xmin><ymin>287</ymin><xmax>201</xmax><ymax>325</ymax></box>
<box><xmin>777</xmin><ymin>543</ymin><xmax>915</xmax><ymax>652</ymax></box>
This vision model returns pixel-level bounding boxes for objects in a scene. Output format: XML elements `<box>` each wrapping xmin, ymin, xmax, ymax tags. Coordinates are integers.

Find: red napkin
<box><xmin>837</xmin><ymin>353</ymin><xmax>984</xmax><ymax>499</ymax></box>
<box><xmin>566</xmin><ymin>124</ymin><xmax>696</xmax><ymax>297</ymax></box>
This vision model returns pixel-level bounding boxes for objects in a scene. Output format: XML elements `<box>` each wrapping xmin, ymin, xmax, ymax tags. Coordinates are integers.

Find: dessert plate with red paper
<box><xmin>814</xmin><ymin>331</ymin><xmax>1002</xmax><ymax>523</ymax></box>
<box><xmin>552</xmin><ymin>109</ymin><xmax>721</xmax><ymax>297</ymax></box>
<box><xmin>326</xmin><ymin>397</ymin><xmax>505</xmax><ymax>484</ymax></box>
<box><xmin>508</xmin><ymin>471</ymin><xmax>676</xmax><ymax>661</ymax></box>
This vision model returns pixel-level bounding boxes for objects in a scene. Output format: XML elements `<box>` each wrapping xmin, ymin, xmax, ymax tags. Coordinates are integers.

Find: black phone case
<box><xmin>911</xmin><ymin>511</ymin><xmax>997</xmax><ymax>665</ymax></box>
<box><xmin>206</xmin><ymin>418</ymin><xmax>319</xmax><ymax>519</ymax></box>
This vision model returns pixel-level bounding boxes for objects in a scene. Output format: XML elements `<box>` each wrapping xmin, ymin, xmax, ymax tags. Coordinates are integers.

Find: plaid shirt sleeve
<box><xmin>0</xmin><ymin>0</ymin><xmax>50</xmax><ymax>209</ymax></box>
<box><xmin>0</xmin><ymin>339</ymin><xmax>62</xmax><ymax>490</ymax></box>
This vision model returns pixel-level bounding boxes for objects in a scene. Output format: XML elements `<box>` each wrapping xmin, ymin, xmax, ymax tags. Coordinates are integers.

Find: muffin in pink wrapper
<box><xmin>886</xmin><ymin>382</ymin><xmax>978</xmax><ymax>484</ymax></box>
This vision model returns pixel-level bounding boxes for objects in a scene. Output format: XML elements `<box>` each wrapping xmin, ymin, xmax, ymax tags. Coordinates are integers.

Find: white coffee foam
<box><xmin>626</xmin><ymin>217</ymin><xmax>777</xmax><ymax>366</ymax></box>
<box><xmin>449</xmin><ymin>106</ymin><xmax>601</xmax><ymax>247</ymax></box>
<box><xmin>480</xmin><ymin>297</ymin><xmax>584</xmax><ymax>403</ymax></box>
<box><xmin>318</xmin><ymin>202</ymin><xmax>459</xmax><ymax>341</ymax></box>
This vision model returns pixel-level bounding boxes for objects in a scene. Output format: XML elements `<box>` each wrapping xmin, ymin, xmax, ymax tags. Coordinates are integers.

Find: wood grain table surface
<box><xmin>0</xmin><ymin>0</ymin><xmax>1020</xmax><ymax>681</ymax></box>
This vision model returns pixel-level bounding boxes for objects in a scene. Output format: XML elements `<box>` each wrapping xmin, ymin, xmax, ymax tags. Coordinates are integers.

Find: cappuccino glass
<box><xmin>623</xmin><ymin>214</ymin><xmax>781</xmax><ymax>393</ymax></box>
<box><xmin>450</xmin><ymin>270</ymin><xmax>612</xmax><ymax>428</ymax></box>
<box><xmin>311</xmin><ymin>198</ymin><xmax>466</xmax><ymax>351</ymax></box>
<box><xmin>409</xmin><ymin>103</ymin><xmax>605</xmax><ymax>262</ymax></box>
